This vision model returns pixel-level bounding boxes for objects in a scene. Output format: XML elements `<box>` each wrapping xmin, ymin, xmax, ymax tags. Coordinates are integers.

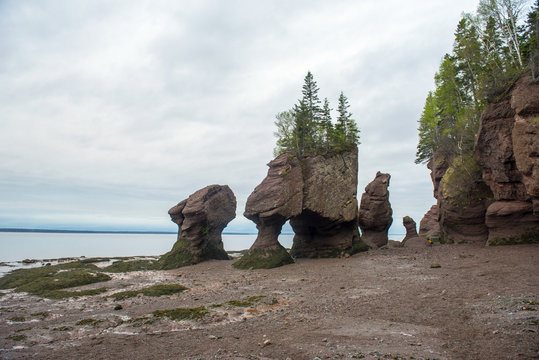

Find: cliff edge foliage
<box><xmin>416</xmin><ymin>0</ymin><xmax>538</xmax><ymax>167</ymax></box>
<box><xmin>274</xmin><ymin>71</ymin><xmax>360</xmax><ymax>157</ymax></box>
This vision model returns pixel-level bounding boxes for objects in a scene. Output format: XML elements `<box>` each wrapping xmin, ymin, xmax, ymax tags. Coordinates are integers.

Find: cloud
<box><xmin>1</xmin><ymin>0</ymin><xmax>480</xmax><ymax>238</ymax></box>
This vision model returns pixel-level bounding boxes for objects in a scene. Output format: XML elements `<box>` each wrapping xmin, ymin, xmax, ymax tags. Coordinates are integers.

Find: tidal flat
<box><xmin>0</xmin><ymin>244</ymin><xmax>538</xmax><ymax>360</ymax></box>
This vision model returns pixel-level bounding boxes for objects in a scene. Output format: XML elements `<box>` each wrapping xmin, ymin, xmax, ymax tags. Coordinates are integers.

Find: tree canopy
<box><xmin>274</xmin><ymin>71</ymin><xmax>360</xmax><ymax>157</ymax></box>
<box><xmin>415</xmin><ymin>0</ymin><xmax>538</xmax><ymax>165</ymax></box>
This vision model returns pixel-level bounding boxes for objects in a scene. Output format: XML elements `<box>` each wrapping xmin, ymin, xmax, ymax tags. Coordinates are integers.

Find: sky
<box><xmin>0</xmin><ymin>0</ymin><xmax>484</xmax><ymax>238</ymax></box>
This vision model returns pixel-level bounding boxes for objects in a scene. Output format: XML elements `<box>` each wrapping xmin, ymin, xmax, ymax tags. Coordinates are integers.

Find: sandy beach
<box><xmin>1</xmin><ymin>243</ymin><xmax>538</xmax><ymax>360</ymax></box>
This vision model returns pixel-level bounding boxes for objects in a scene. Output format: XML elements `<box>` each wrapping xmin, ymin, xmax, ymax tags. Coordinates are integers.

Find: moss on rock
<box><xmin>152</xmin><ymin>306</ymin><xmax>208</xmax><ymax>321</ymax></box>
<box><xmin>233</xmin><ymin>247</ymin><xmax>294</xmax><ymax>269</ymax></box>
<box><xmin>227</xmin><ymin>295</ymin><xmax>265</xmax><ymax>307</ymax></box>
<box><xmin>488</xmin><ymin>227</ymin><xmax>539</xmax><ymax>246</ymax></box>
<box><xmin>348</xmin><ymin>237</ymin><xmax>370</xmax><ymax>255</ymax></box>
<box><xmin>158</xmin><ymin>240</ymin><xmax>229</xmax><ymax>270</ymax></box>
<box><xmin>110</xmin><ymin>284</ymin><xmax>188</xmax><ymax>301</ymax></box>
<box><xmin>0</xmin><ymin>262</ymin><xmax>111</xmax><ymax>298</ymax></box>
<box><xmin>103</xmin><ymin>260</ymin><xmax>159</xmax><ymax>273</ymax></box>
<box><xmin>441</xmin><ymin>154</ymin><xmax>492</xmax><ymax>208</ymax></box>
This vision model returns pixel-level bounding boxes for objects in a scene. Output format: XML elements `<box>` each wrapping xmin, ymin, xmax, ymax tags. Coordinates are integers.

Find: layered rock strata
<box><xmin>236</xmin><ymin>148</ymin><xmax>363</xmax><ymax>269</ymax></box>
<box><xmin>160</xmin><ymin>185</ymin><xmax>236</xmax><ymax>269</ymax></box>
<box><xmin>290</xmin><ymin>150</ymin><xmax>360</xmax><ymax>258</ymax></box>
<box><xmin>358</xmin><ymin>172</ymin><xmax>393</xmax><ymax>248</ymax></box>
<box><xmin>475</xmin><ymin>75</ymin><xmax>539</xmax><ymax>245</ymax></box>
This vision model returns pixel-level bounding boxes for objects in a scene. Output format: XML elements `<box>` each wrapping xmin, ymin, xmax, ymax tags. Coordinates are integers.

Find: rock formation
<box><xmin>290</xmin><ymin>150</ymin><xmax>360</xmax><ymax>258</ymax></box>
<box><xmin>474</xmin><ymin>75</ymin><xmax>539</xmax><ymax>244</ymax></box>
<box><xmin>401</xmin><ymin>216</ymin><xmax>424</xmax><ymax>248</ymax></box>
<box><xmin>358</xmin><ymin>171</ymin><xmax>392</xmax><ymax>248</ymax></box>
<box><xmin>422</xmin><ymin>74</ymin><xmax>539</xmax><ymax>246</ymax></box>
<box><xmin>160</xmin><ymin>185</ymin><xmax>236</xmax><ymax>269</ymax></box>
<box><xmin>426</xmin><ymin>149</ymin><xmax>491</xmax><ymax>244</ymax></box>
<box><xmin>236</xmin><ymin>148</ymin><xmax>363</xmax><ymax>269</ymax></box>
<box><xmin>418</xmin><ymin>205</ymin><xmax>440</xmax><ymax>242</ymax></box>
<box><xmin>234</xmin><ymin>154</ymin><xmax>301</xmax><ymax>269</ymax></box>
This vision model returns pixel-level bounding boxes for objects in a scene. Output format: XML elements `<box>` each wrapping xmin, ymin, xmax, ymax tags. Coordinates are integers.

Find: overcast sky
<box><xmin>0</xmin><ymin>0</ymin><xmax>482</xmax><ymax>238</ymax></box>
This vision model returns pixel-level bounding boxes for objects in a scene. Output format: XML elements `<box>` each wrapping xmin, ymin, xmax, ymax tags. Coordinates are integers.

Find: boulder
<box><xmin>160</xmin><ymin>185</ymin><xmax>236</xmax><ymax>269</ymax></box>
<box><xmin>358</xmin><ymin>171</ymin><xmax>393</xmax><ymax>248</ymax></box>
<box><xmin>419</xmin><ymin>205</ymin><xmax>441</xmax><ymax>242</ymax></box>
<box><xmin>401</xmin><ymin>216</ymin><xmax>424</xmax><ymax>248</ymax></box>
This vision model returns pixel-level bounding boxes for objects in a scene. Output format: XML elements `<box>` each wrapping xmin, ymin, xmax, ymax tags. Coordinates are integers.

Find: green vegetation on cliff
<box><xmin>440</xmin><ymin>154</ymin><xmax>493</xmax><ymax>208</ymax></box>
<box><xmin>416</xmin><ymin>0</ymin><xmax>538</xmax><ymax>165</ymax></box>
<box><xmin>274</xmin><ymin>71</ymin><xmax>360</xmax><ymax>157</ymax></box>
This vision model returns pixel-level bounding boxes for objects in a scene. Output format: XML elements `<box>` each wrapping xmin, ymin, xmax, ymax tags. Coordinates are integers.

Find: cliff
<box><xmin>422</xmin><ymin>74</ymin><xmax>539</xmax><ymax>245</ymax></box>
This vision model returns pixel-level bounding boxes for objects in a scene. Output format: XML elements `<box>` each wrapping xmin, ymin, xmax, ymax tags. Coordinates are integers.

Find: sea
<box><xmin>0</xmin><ymin>232</ymin><xmax>294</xmax><ymax>276</ymax></box>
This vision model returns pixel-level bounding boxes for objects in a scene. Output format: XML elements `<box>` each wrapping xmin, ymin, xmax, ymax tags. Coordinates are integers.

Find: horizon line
<box><xmin>0</xmin><ymin>227</ymin><xmax>405</xmax><ymax>236</ymax></box>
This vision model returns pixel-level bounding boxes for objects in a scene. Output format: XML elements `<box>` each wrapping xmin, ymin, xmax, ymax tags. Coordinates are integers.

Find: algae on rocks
<box><xmin>238</xmin><ymin>148</ymin><xmax>360</xmax><ymax>269</ymax></box>
<box><xmin>0</xmin><ymin>262</ymin><xmax>111</xmax><ymax>299</ymax></box>
<box><xmin>161</xmin><ymin>185</ymin><xmax>236</xmax><ymax>270</ymax></box>
<box><xmin>233</xmin><ymin>247</ymin><xmax>294</xmax><ymax>270</ymax></box>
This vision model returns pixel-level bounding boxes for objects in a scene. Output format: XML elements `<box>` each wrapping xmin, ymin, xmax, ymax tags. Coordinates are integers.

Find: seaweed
<box><xmin>152</xmin><ymin>306</ymin><xmax>208</xmax><ymax>321</ymax></box>
<box><xmin>103</xmin><ymin>260</ymin><xmax>159</xmax><ymax>273</ymax></box>
<box><xmin>233</xmin><ymin>247</ymin><xmax>294</xmax><ymax>270</ymax></box>
<box><xmin>0</xmin><ymin>261</ymin><xmax>111</xmax><ymax>298</ymax></box>
<box><xmin>110</xmin><ymin>284</ymin><xmax>188</xmax><ymax>301</ymax></box>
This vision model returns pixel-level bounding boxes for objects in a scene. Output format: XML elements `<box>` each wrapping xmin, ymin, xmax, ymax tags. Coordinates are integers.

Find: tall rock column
<box><xmin>401</xmin><ymin>216</ymin><xmax>424</xmax><ymax>248</ymax></box>
<box><xmin>290</xmin><ymin>148</ymin><xmax>361</xmax><ymax>258</ymax></box>
<box><xmin>234</xmin><ymin>154</ymin><xmax>303</xmax><ymax>269</ymax></box>
<box><xmin>358</xmin><ymin>172</ymin><xmax>393</xmax><ymax>248</ymax></box>
<box><xmin>159</xmin><ymin>185</ymin><xmax>236</xmax><ymax>269</ymax></box>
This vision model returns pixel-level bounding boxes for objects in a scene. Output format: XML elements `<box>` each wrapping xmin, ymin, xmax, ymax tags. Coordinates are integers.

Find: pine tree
<box><xmin>273</xmin><ymin>72</ymin><xmax>360</xmax><ymax>156</ymax></box>
<box><xmin>453</xmin><ymin>18</ymin><xmax>483</xmax><ymax>106</ymax></box>
<box><xmin>319</xmin><ymin>98</ymin><xmax>333</xmax><ymax>148</ymax></box>
<box><xmin>292</xmin><ymin>71</ymin><xmax>323</xmax><ymax>155</ymax></box>
<box><xmin>334</xmin><ymin>92</ymin><xmax>359</xmax><ymax>150</ymax></box>
<box><xmin>522</xmin><ymin>0</ymin><xmax>539</xmax><ymax>79</ymax></box>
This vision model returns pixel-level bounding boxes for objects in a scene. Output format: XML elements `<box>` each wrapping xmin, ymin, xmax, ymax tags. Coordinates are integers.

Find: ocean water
<box><xmin>0</xmin><ymin>232</ymin><xmax>294</xmax><ymax>263</ymax></box>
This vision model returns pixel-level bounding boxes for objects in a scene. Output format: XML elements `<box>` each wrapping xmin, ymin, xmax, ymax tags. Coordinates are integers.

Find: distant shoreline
<box><xmin>0</xmin><ymin>228</ymin><xmax>403</xmax><ymax>236</ymax></box>
<box><xmin>0</xmin><ymin>228</ymin><xmax>260</xmax><ymax>235</ymax></box>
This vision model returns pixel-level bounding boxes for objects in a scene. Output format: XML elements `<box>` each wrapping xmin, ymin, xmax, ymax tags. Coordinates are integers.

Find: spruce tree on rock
<box><xmin>292</xmin><ymin>71</ymin><xmax>323</xmax><ymax>155</ymax></box>
<box><xmin>334</xmin><ymin>92</ymin><xmax>359</xmax><ymax>150</ymax></box>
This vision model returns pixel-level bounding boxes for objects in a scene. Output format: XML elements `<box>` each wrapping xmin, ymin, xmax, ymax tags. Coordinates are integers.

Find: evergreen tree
<box><xmin>416</xmin><ymin>2</ymin><xmax>534</xmax><ymax>165</ymax></box>
<box><xmin>319</xmin><ymin>98</ymin><xmax>334</xmax><ymax>149</ymax></box>
<box><xmin>273</xmin><ymin>72</ymin><xmax>360</xmax><ymax>157</ymax></box>
<box><xmin>292</xmin><ymin>71</ymin><xmax>323</xmax><ymax>155</ymax></box>
<box><xmin>477</xmin><ymin>0</ymin><xmax>528</xmax><ymax>68</ymax></box>
<box><xmin>415</xmin><ymin>92</ymin><xmax>440</xmax><ymax>164</ymax></box>
<box><xmin>334</xmin><ymin>92</ymin><xmax>359</xmax><ymax>150</ymax></box>
<box><xmin>453</xmin><ymin>18</ymin><xmax>483</xmax><ymax>106</ymax></box>
<box><xmin>522</xmin><ymin>0</ymin><xmax>539</xmax><ymax>78</ymax></box>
